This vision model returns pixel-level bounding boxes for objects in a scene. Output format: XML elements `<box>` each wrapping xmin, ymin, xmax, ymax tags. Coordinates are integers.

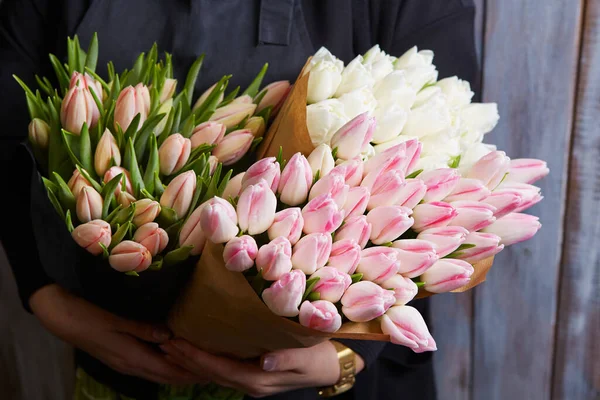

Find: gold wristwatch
<box><xmin>318</xmin><ymin>341</ymin><xmax>356</xmax><ymax>397</ymax></box>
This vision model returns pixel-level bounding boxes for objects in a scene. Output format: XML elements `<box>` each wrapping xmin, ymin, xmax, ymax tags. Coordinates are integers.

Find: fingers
<box><xmin>116</xmin><ymin>318</ymin><xmax>172</xmax><ymax>344</ymax></box>
<box><xmin>261</xmin><ymin>348</ymin><xmax>305</xmax><ymax>372</ymax></box>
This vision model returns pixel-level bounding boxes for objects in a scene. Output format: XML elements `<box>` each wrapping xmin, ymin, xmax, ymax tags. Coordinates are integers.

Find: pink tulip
<box><xmin>232</xmin><ymin>94</ymin><xmax>253</xmax><ymax>104</ymax></box>
<box><xmin>455</xmin><ymin>232</ymin><xmax>504</xmax><ymax>263</ymax></box>
<box><xmin>109</xmin><ymin>240</ymin><xmax>152</xmax><ymax>273</ymax></box>
<box><xmin>362</xmin><ymin>169</ymin><xmax>405</xmax><ymax>210</ymax></box>
<box><xmin>61</xmin><ymin>85</ymin><xmax>98</xmax><ymax>134</ymax></box>
<box><xmin>483</xmin><ymin>189</ymin><xmax>522</xmax><ymax>219</ymax></box>
<box><xmin>497</xmin><ymin>182</ymin><xmax>543</xmax><ymax>213</ymax></box>
<box><xmin>160</xmin><ymin>170</ymin><xmax>196</xmax><ymax>218</ymax></box>
<box><xmin>159</xmin><ymin>133</ymin><xmax>191</xmax><ymax>175</ymax></box>
<box><xmin>327</xmin><ymin>239</ymin><xmax>361</xmax><ymax>274</ymax></box>
<box><xmin>209</xmin><ymin>102</ymin><xmax>257</xmax><ymax>128</ymax></box>
<box><xmin>307</xmin><ymin>144</ymin><xmax>335</xmax><ymax>178</ymax></box>
<box><xmin>309</xmin><ymin>171</ymin><xmax>349</xmax><ymax>208</ymax></box>
<box><xmin>221</xmin><ymin>172</ymin><xmax>245</xmax><ymax>200</ymax></box>
<box><xmin>267</xmin><ymin>208</ymin><xmax>304</xmax><ymax>245</ymax></box>
<box><xmin>403</xmin><ymin>139</ymin><xmax>423</xmax><ymax>175</ymax></box>
<box><xmin>237</xmin><ymin>179</ymin><xmax>277</xmax><ymax>235</ymax></box>
<box><xmin>256</xmin><ymin>236</ymin><xmax>293</xmax><ymax>280</ymax></box>
<box><xmin>244</xmin><ymin>116</ymin><xmax>266</xmax><ymax>138</ymax></box>
<box><xmin>159</xmin><ymin>78</ymin><xmax>177</xmax><ymax>103</ymax></box>
<box><xmin>411</xmin><ymin>202</ymin><xmax>457</xmax><ymax>232</ymax></box>
<box><xmin>444</xmin><ymin>178</ymin><xmax>491</xmax><ymax>202</ymax></box>
<box><xmin>341</xmin><ymin>281</ymin><xmax>396</xmax><ymax>322</ymax></box>
<box><xmin>299</xmin><ymin>300</ymin><xmax>342</xmax><ymax>333</ymax></box>
<box><xmin>342</xmin><ymin>186</ymin><xmax>370</xmax><ymax>219</ymax></box>
<box><xmin>200</xmin><ymin>196</ymin><xmax>239</xmax><ymax>243</ymax></box>
<box><xmin>71</xmin><ymin>219</ymin><xmax>111</xmax><ymax>255</ymax></box>
<box><xmin>330</xmin><ymin>113</ymin><xmax>375</xmax><ymax>160</ymax></box>
<box><xmin>68</xmin><ymin>169</ymin><xmax>92</xmax><ymax>199</ymax></box>
<box><xmin>278</xmin><ymin>153</ymin><xmax>313</xmax><ymax>206</ymax></box>
<box><xmin>223</xmin><ymin>235</ymin><xmax>258</xmax><ymax>272</ymax></box>
<box><xmin>381</xmin><ymin>306</ymin><xmax>437</xmax><ymax>352</ymax></box>
<box><xmin>309</xmin><ymin>266</ymin><xmax>352</xmax><ymax>303</ymax></box>
<box><xmin>190</xmin><ymin>121</ymin><xmax>226</xmax><ymax>148</ymax></box>
<box><xmin>481</xmin><ymin>213</ymin><xmax>541</xmax><ymax>246</ymax></box>
<box><xmin>419</xmin><ymin>168</ymin><xmax>461</xmax><ymax>202</ymax></box>
<box><xmin>448</xmin><ymin>201</ymin><xmax>497</xmax><ymax>231</ymax></box>
<box><xmin>114</xmin><ymin>83</ymin><xmax>150</xmax><ymax>132</ymax></box>
<box><xmin>367</xmin><ymin>206</ymin><xmax>414</xmax><ymax>244</ymax></box>
<box><xmin>391</xmin><ymin>239</ymin><xmax>439</xmax><ymax>278</ymax></box>
<box><xmin>291</xmin><ymin>232</ymin><xmax>332</xmax><ymax>274</ymax></box>
<box><xmin>506</xmin><ymin>158</ymin><xmax>549</xmax><ymax>185</ymax></box>
<box><xmin>94</xmin><ymin>129</ymin><xmax>121</xmax><ymax>176</ymax></box>
<box><xmin>212</xmin><ymin>129</ymin><xmax>254</xmax><ymax>166</ymax></box>
<box><xmin>207</xmin><ymin>155</ymin><xmax>218</xmax><ymax>175</ymax></box>
<box><xmin>363</xmin><ymin>143</ymin><xmax>406</xmax><ymax>177</ymax></box>
<box><xmin>257</xmin><ymin>80</ymin><xmax>291</xmax><ymax>115</ymax></box>
<box><xmin>331</xmin><ymin>157</ymin><xmax>364</xmax><ymax>187</ymax></box>
<box><xmin>179</xmin><ymin>203</ymin><xmax>207</xmax><ymax>255</ymax></box>
<box><xmin>117</xmin><ymin>191</ymin><xmax>136</xmax><ymax>208</ymax></box>
<box><xmin>69</xmin><ymin>72</ymin><xmax>103</xmax><ymax>98</ymax></box>
<box><xmin>357</xmin><ymin>247</ymin><xmax>401</xmax><ymax>283</ymax></box>
<box><xmin>302</xmin><ymin>194</ymin><xmax>344</xmax><ymax>235</ymax></box>
<box><xmin>262</xmin><ymin>270</ymin><xmax>306</xmax><ymax>317</ymax></box>
<box><xmin>394</xmin><ymin>178</ymin><xmax>427</xmax><ymax>209</ymax></box>
<box><xmin>193</xmin><ymin>83</ymin><xmax>224</xmax><ymax>110</ymax></box>
<box><xmin>421</xmin><ymin>259</ymin><xmax>474</xmax><ymax>293</ymax></box>
<box><xmin>381</xmin><ymin>275</ymin><xmax>418</xmax><ymax>305</ymax></box>
<box><xmin>103</xmin><ymin>167</ymin><xmax>132</xmax><ymax>197</ymax></box>
<box><xmin>28</xmin><ymin>118</ymin><xmax>50</xmax><ymax>149</ymax></box>
<box><xmin>133</xmin><ymin>222</ymin><xmax>168</xmax><ymax>256</ymax></box>
<box><xmin>417</xmin><ymin>226</ymin><xmax>469</xmax><ymax>258</ymax></box>
<box><xmin>465</xmin><ymin>150</ymin><xmax>510</xmax><ymax>190</ymax></box>
<box><xmin>334</xmin><ymin>215</ymin><xmax>372</xmax><ymax>249</ymax></box>
<box><xmin>241</xmin><ymin>157</ymin><xmax>280</xmax><ymax>192</ymax></box>
<box><xmin>76</xmin><ymin>186</ymin><xmax>103</xmax><ymax>223</ymax></box>
<box><xmin>132</xmin><ymin>199</ymin><xmax>161</xmax><ymax>227</ymax></box>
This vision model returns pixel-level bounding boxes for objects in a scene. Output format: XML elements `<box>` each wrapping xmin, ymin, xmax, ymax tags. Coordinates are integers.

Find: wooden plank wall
<box><xmin>0</xmin><ymin>1</ymin><xmax>598</xmax><ymax>400</ymax></box>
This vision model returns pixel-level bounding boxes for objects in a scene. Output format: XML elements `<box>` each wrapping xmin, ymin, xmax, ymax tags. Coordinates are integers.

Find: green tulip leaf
<box><xmin>134</xmin><ymin>112</ymin><xmax>166</xmax><ymax>162</ymax></box>
<box><xmin>406</xmin><ymin>169</ymin><xmax>423</xmax><ymax>179</ymax></box>
<box><xmin>302</xmin><ymin>277</ymin><xmax>320</xmax><ymax>302</ymax></box>
<box><xmin>242</xmin><ymin>63</ymin><xmax>268</xmax><ymax>97</ymax></box>
<box><xmin>52</xmin><ymin>172</ymin><xmax>76</xmax><ymax>213</ymax></box>
<box><xmin>183</xmin><ymin>54</ymin><xmax>205</xmax><ymax>109</ymax></box>
<box><xmin>85</xmin><ymin>32</ymin><xmax>99</xmax><ymax>72</ymax></box>
<box><xmin>109</xmin><ymin>221</ymin><xmax>132</xmax><ymax>250</ymax></box>
<box><xmin>65</xmin><ymin>210</ymin><xmax>75</xmax><ymax>233</ymax></box>
<box><xmin>101</xmin><ymin>172</ymin><xmax>123</xmax><ymax>219</ymax></box>
<box><xmin>125</xmin><ymin>138</ymin><xmax>145</xmax><ymax>197</ymax></box>
<box><xmin>350</xmin><ymin>273</ymin><xmax>363</xmax><ymax>284</ymax></box>
<box><xmin>164</xmin><ymin>245</ymin><xmax>194</xmax><ymax>266</ymax></box>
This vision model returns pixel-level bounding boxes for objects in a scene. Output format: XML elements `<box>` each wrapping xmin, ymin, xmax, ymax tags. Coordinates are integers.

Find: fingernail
<box><xmin>153</xmin><ymin>328</ymin><xmax>171</xmax><ymax>341</ymax></box>
<box><xmin>262</xmin><ymin>356</ymin><xmax>276</xmax><ymax>371</ymax></box>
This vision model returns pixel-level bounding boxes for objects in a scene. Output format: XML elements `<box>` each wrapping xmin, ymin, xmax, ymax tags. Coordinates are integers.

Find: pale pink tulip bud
<box><xmin>309</xmin><ymin>171</ymin><xmax>349</xmax><ymax>208</ymax></box>
<box><xmin>244</xmin><ymin>116</ymin><xmax>267</xmax><ymax>138</ymax></box>
<box><xmin>256</xmin><ymin>237</ymin><xmax>293</xmax><ymax>280</ymax></box>
<box><xmin>193</xmin><ymin>83</ymin><xmax>224</xmax><ymax>111</ymax></box>
<box><xmin>381</xmin><ymin>306</ymin><xmax>437</xmax><ymax>352</ymax></box>
<box><xmin>334</xmin><ymin>215</ymin><xmax>372</xmax><ymax>249</ymax></box>
<box><xmin>133</xmin><ymin>222</ymin><xmax>169</xmax><ymax>256</ymax></box>
<box><xmin>190</xmin><ymin>121</ymin><xmax>226</xmax><ymax>148</ymax></box>
<box><xmin>257</xmin><ymin>80</ymin><xmax>291</xmax><ymax>115</ymax></box>
<box><xmin>411</xmin><ymin>202</ymin><xmax>457</xmax><ymax>232</ymax></box>
<box><xmin>419</xmin><ymin>168</ymin><xmax>461</xmax><ymax>202</ymax></box>
<box><xmin>455</xmin><ymin>232</ymin><xmax>504</xmax><ymax>263</ymax></box>
<box><xmin>506</xmin><ymin>158</ymin><xmax>549</xmax><ymax>185</ymax></box>
<box><xmin>309</xmin><ymin>266</ymin><xmax>352</xmax><ymax>303</ymax></box>
<box><xmin>207</xmin><ymin>155</ymin><xmax>218</xmax><ymax>175</ymax></box>
<box><xmin>342</xmin><ymin>186</ymin><xmax>370</xmax><ymax>219</ymax></box>
<box><xmin>159</xmin><ymin>78</ymin><xmax>177</xmax><ymax>103</ymax></box>
<box><xmin>331</xmin><ymin>157</ymin><xmax>364</xmax><ymax>187</ymax></box>
<box><xmin>71</xmin><ymin>219</ymin><xmax>111</xmax><ymax>255</ymax></box>
<box><xmin>241</xmin><ymin>157</ymin><xmax>281</xmax><ymax>192</ymax></box>
<box><xmin>223</xmin><ymin>235</ymin><xmax>259</xmax><ymax>273</ymax></box>
<box><xmin>117</xmin><ymin>191</ymin><xmax>136</xmax><ymax>208</ymax></box>
<box><xmin>278</xmin><ymin>153</ymin><xmax>313</xmax><ymax>206</ymax></box>
<box><xmin>404</xmin><ymin>138</ymin><xmax>423</xmax><ymax>175</ymax></box>
<box><xmin>209</xmin><ymin>102</ymin><xmax>257</xmax><ymax>129</ymax></box>
<box><xmin>76</xmin><ymin>186</ymin><xmax>103</xmax><ymax>223</ymax></box>
<box><xmin>69</xmin><ymin>72</ymin><xmax>103</xmax><ymax>99</ymax></box>
<box><xmin>417</xmin><ymin>226</ymin><xmax>469</xmax><ymax>258</ymax></box>
<box><xmin>421</xmin><ymin>259</ymin><xmax>474</xmax><ymax>293</ymax></box>
<box><xmin>68</xmin><ymin>169</ymin><xmax>92</xmax><ymax>199</ymax></box>
<box><xmin>395</xmin><ymin>178</ymin><xmax>427</xmax><ymax>209</ymax></box>
<box><xmin>268</xmin><ymin>208</ymin><xmax>304</xmax><ymax>245</ymax></box>
<box><xmin>381</xmin><ymin>275</ymin><xmax>418</xmax><ymax>305</ymax></box>
<box><xmin>367</xmin><ymin>206</ymin><xmax>414</xmax><ymax>244</ymax></box>
<box><xmin>237</xmin><ymin>179</ymin><xmax>277</xmax><ymax>235</ymax></box>
<box><xmin>291</xmin><ymin>233</ymin><xmax>332</xmax><ymax>274</ymax></box>
<box><xmin>61</xmin><ymin>85</ymin><xmax>98</xmax><ymax>134</ymax></box>
<box><xmin>103</xmin><ymin>166</ymin><xmax>132</xmax><ymax>196</ymax></box>
<box><xmin>444</xmin><ymin>178</ymin><xmax>491</xmax><ymax>202</ymax></box>
<box><xmin>330</xmin><ymin>113</ymin><xmax>375</xmax><ymax>160</ymax></box>
<box><xmin>466</xmin><ymin>150</ymin><xmax>510</xmax><ymax>190</ymax></box>
<box><xmin>357</xmin><ymin>247</ymin><xmax>401</xmax><ymax>284</ymax></box>
<box><xmin>212</xmin><ymin>129</ymin><xmax>254</xmax><ymax>166</ymax></box>
<box><xmin>262</xmin><ymin>270</ymin><xmax>306</xmax><ymax>317</ymax></box>
<box><xmin>362</xmin><ymin>169</ymin><xmax>405</xmax><ymax>210</ymax></box>
<box><xmin>448</xmin><ymin>201</ymin><xmax>497</xmax><ymax>231</ymax></box>
<box><xmin>114</xmin><ymin>84</ymin><xmax>150</xmax><ymax>132</ymax></box>
<box><xmin>222</xmin><ymin>172</ymin><xmax>245</xmax><ymax>200</ymax></box>
<box><xmin>302</xmin><ymin>194</ymin><xmax>344</xmax><ymax>235</ymax></box>
<box><xmin>109</xmin><ymin>240</ymin><xmax>152</xmax><ymax>273</ymax></box>
<box><xmin>299</xmin><ymin>300</ymin><xmax>342</xmax><ymax>333</ymax></box>
<box><xmin>94</xmin><ymin>129</ymin><xmax>121</xmax><ymax>176</ymax></box>
<box><xmin>179</xmin><ymin>203</ymin><xmax>207</xmax><ymax>255</ymax></box>
<box><xmin>341</xmin><ymin>281</ymin><xmax>396</xmax><ymax>322</ymax></box>
<box><xmin>481</xmin><ymin>213</ymin><xmax>541</xmax><ymax>246</ymax></box>
<box><xmin>28</xmin><ymin>118</ymin><xmax>50</xmax><ymax>149</ymax></box>
<box><xmin>160</xmin><ymin>170</ymin><xmax>196</xmax><ymax>218</ymax></box>
<box><xmin>391</xmin><ymin>239</ymin><xmax>439</xmax><ymax>278</ymax></box>
<box><xmin>482</xmin><ymin>190</ymin><xmax>522</xmax><ymax>219</ymax></box>
<box><xmin>497</xmin><ymin>182</ymin><xmax>543</xmax><ymax>213</ymax></box>
<box><xmin>158</xmin><ymin>133</ymin><xmax>191</xmax><ymax>175</ymax></box>
<box><xmin>327</xmin><ymin>239</ymin><xmax>361</xmax><ymax>274</ymax></box>
<box><xmin>363</xmin><ymin>142</ymin><xmax>407</xmax><ymax>177</ymax></box>
<box><xmin>307</xmin><ymin>144</ymin><xmax>335</xmax><ymax>178</ymax></box>
<box><xmin>132</xmin><ymin>199</ymin><xmax>161</xmax><ymax>227</ymax></box>
<box><xmin>199</xmin><ymin>196</ymin><xmax>239</xmax><ymax>243</ymax></box>
<box><xmin>232</xmin><ymin>94</ymin><xmax>253</xmax><ymax>104</ymax></box>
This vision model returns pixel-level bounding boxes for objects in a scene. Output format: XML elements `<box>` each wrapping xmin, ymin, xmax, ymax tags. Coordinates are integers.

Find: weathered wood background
<box><xmin>1</xmin><ymin>1</ymin><xmax>598</xmax><ymax>399</ymax></box>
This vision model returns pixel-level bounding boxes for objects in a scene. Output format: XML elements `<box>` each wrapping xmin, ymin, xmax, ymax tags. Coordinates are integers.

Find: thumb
<box><xmin>116</xmin><ymin>318</ymin><xmax>172</xmax><ymax>344</ymax></box>
<box><xmin>261</xmin><ymin>347</ymin><xmax>308</xmax><ymax>372</ymax></box>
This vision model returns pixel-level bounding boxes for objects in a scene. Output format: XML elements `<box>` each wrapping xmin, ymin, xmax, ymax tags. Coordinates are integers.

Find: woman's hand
<box><xmin>29</xmin><ymin>284</ymin><xmax>205</xmax><ymax>385</ymax></box>
<box><xmin>160</xmin><ymin>339</ymin><xmax>365</xmax><ymax>398</ymax></box>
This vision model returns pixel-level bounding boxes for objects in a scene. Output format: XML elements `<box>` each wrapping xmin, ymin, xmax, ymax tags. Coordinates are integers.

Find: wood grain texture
<box><xmin>473</xmin><ymin>1</ymin><xmax>584</xmax><ymax>399</ymax></box>
<box><xmin>0</xmin><ymin>246</ymin><xmax>74</xmax><ymax>400</ymax></box>
<box><xmin>552</xmin><ymin>0</ymin><xmax>600</xmax><ymax>398</ymax></box>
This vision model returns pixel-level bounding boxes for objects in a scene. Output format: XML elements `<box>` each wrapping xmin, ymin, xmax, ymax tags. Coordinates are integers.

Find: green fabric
<box><xmin>73</xmin><ymin>368</ymin><xmax>244</xmax><ymax>400</ymax></box>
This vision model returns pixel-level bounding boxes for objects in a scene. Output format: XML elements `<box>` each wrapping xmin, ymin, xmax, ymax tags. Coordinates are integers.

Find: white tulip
<box><xmin>394</xmin><ymin>47</ymin><xmax>438</xmax><ymax>90</ymax></box>
<box><xmin>412</xmin><ymin>85</ymin><xmax>442</xmax><ymax>109</ymax></box>
<box><xmin>307</xmin><ymin>60</ymin><xmax>343</xmax><ymax>104</ymax></box>
<box><xmin>307</xmin><ymin>143</ymin><xmax>335</xmax><ymax>177</ymax></box>
<box><xmin>372</xmin><ymin>102</ymin><xmax>409</xmax><ymax>144</ymax></box>
<box><xmin>416</xmin><ymin>155</ymin><xmax>452</xmax><ymax>172</ymax></box>
<box><xmin>460</xmin><ymin>103</ymin><xmax>500</xmax><ymax>137</ymax></box>
<box><xmin>361</xmin><ymin>144</ymin><xmax>376</xmax><ymax>161</ymax></box>
<box><xmin>436</xmin><ymin>77</ymin><xmax>474</xmax><ymax>109</ymax></box>
<box><xmin>335</xmin><ymin>56</ymin><xmax>375</xmax><ymax>96</ymax></box>
<box><xmin>402</xmin><ymin>90</ymin><xmax>452</xmax><ymax>138</ymax></box>
<box><xmin>373</xmin><ymin>70</ymin><xmax>417</xmax><ymax>109</ymax></box>
<box><xmin>306</xmin><ymin>47</ymin><xmax>341</xmax><ymax>70</ymax></box>
<box><xmin>373</xmin><ymin>135</ymin><xmax>418</xmax><ymax>154</ymax></box>
<box><xmin>395</xmin><ymin>46</ymin><xmax>434</xmax><ymax>69</ymax></box>
<box><xmin>306</xmin><ymin>99</ymin><xmax>349</xmax><ymax>146</ymax></box>
<box><xmin>338</xmin><ymin>86</ymin><xmax>377</xmax><ymax>119</ymax></box>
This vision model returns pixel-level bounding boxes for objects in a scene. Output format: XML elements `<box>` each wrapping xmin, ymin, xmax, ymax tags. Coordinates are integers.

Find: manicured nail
<box><xmin>262</xmin><ymin>355</ymin><xmax>276</xmax><ymax>371</ymax></box>
<box><xmin>153</xmin><ymin>328</ymin><xmax>171</xmax><ymax>341</ymax></box>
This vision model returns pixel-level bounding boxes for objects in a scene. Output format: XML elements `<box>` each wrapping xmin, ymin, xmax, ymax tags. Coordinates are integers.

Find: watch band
<box><xmin>318</xmin><ymin>341</ymin><xmax>356</xmax><ymax>397</ymax></box>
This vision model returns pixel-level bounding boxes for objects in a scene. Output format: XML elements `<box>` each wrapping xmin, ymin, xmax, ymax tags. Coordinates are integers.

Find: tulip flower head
<box><xmin>223</xmin><ymin>235</ymin><xmax>259</xmax><ymax>273</ymax></box>
<box><xmin>381</xmin><ymin>306</ymin><xmax>437</xmax><ymax>353</ymax></box>
<box><xmin>256</xmin><ymin>237</ymin><xmax>293</xmax><ymax>280</ymax></box>
<box><xmin>237</xmin><ymin>179</ymin><xmax>277</xmax><ymax>235</ymax></box>
<box><xmin>109</xmin><ymin>240</ymin><xmax>152</xmax><ymax>273</ymax></box>
<box><xmin>299</xmin><ymin>300</ymin><xmax>342</xmax><ymax>333</ymax></box>
<box><xmin>71</xmin><ymin>219</ymin><xmax>112</xmax><ymax>255</ymax></box>
<box><xmin>341</xmin><ymin>281</ymin><xmax>396</xmax><ymax>322</ymax></box>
